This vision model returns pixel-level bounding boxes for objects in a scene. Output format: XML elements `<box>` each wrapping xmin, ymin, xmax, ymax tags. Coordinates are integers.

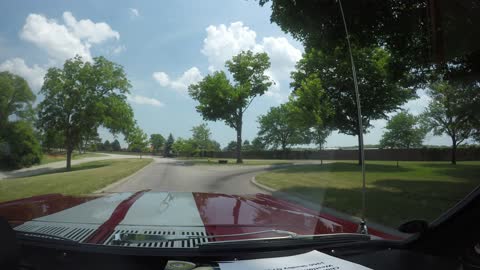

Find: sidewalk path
<box><xmin>0</xmin><ymin>153</ymin><xmax>154</xmax><ymax>180</ymax></box>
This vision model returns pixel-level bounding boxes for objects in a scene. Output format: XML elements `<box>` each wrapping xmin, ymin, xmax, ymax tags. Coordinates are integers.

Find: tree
<box><xmin>37</xmin><ymin>56</ymin><xmax>135</xmax><ymax>170</ymax></box>
<box><xmin>421</xmin><ymin>81</ymin><xmax>477</xmax><ymax>164</ymax></box>
<box><xmin>251</xmin><ymin>137</ymin><xmax>266</xmax><ymax>151</ymax></box>
<box><xmin>172</xmin><ymin>137</ymin><xmax>196</xmax><ymax>156</ymax></box>
<box><xmin>209</xmin><ymin>140</ymin><xmax>221</xmax><ymax>152</ymax></box>
<box><xmin>380</xmin><ymin>111</ymin><xmax>426</xmax><ymax>149</ymax></box>
<box><xmin>40</xmin><ymin>129</ymin><xmax>65</xmax><ymax>152</ymax></box>
<box><xmin>150</xmin><ymin>134</ymin><xmax>165</xmax><ymax>154</ymax></box>
<box><xmin>103</xmin><ymin>140</ymin><xmax>112</xmax><ymax>152</ymax></box>
<box><xmin>224</xmin><ymin>141</ymin><xmax>237</xmax><ymax>152</ymax></box>
<box><xmin>126</xmin><ymin>125</ymin><xmax>148</xmax><ymax>158</ymax></box>
<box><xmin>242</xmin><ymin>140</ymin><xmax>252</xmax><ymax>151</ymax></box>
<box><xmin>289</xmin><ymin>74</ymin><xmax>333</xmax><ymax>150</ymax></box>
<box><xmin>0</xmin><ymin>71</ymin><xmax>36</xmax><ymax>129</ymax></box>
<box><xmin>189</xmin><ymin>51</ymin><xmax>273</xmax><ymax>163</ymax></box>
<box><xmin>257</xmin><ymin>103</ymin><xmax>311</xmax><ymax>152</ymax></box>
<box><xmin>111</xmin><ymin>139</ymin><xmax>121</xmax><ymax>151</ymax></box>
<box><xmin>78</xmin><ymin>129</ymin><xmax>99</xmax><ymax>154</ymax></box>
<box><xmin>164</xmin><ymin>133</ymin><xmax>175</xmax><ymax>157</ymax></box>
<box><xmin>291</xmin><ymin>47</ymin><xmax>415</xmax><ymax>164</ymax></box>
<box><xmin>0</xmin><ymin>121</ymin><xmax>42</xmax><ymax>169</ymax></box>
<box><xmin>191</xmin><ymin>123</ymin><xmax>212</xmax><ymax>152</ymax></box>
<box><xmin>258</xmin><ymin>0</ymin><xmax>480</xmax><ymax>86</ymax></box>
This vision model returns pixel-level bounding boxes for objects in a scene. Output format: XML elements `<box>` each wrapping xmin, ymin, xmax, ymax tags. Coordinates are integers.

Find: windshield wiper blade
<box><xmin>197</xmin><ymin>233</ymin><xmax>370</xmax><ymax>248</ymax></box>
<box><xmin>111</xmin><ymin>230</ymin><xmax>370</xmax><ymax>248</ymax></box>
<box><xmin>16</xmin><ymin>231</ymin><xmax>77</xmax><ymax>243</ymax></box>
<box><xmin>111</xmin><ymin>229</ymin><xmax>299</xmax><ymax>245</ymax></box>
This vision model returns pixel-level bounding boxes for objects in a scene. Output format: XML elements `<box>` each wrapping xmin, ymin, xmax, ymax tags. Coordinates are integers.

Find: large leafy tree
<box><xmin>126</xmin><ymin>125</ymin><xmax>149</xmax><ymax>158</ymax></box>
<box><xmin>37</xmin><ymin>56</ymin><xmax>135</xmax><ymax>170</ymax></box>
<box><xmin>421</xmin><ymin>80</ymin><xmax>478</xmax><ymax>164</ymax></box>
<box><xmin>149</xmin><ymin>134</ymin><xmax>165</xmax><ymax>154</ymax></box>
<box><xmin>0</xmin><ymin>71</ymin><xmax>36</xmax><ymax>129</ymax></box>
<box><xmin>289</xmin><ymin>73</ymin><xmax>333</xmax><ymax>150</ymax></box>
<box><xmin>379</xmin><ymin>111</ymin><xmax>426</xmax><ymax>149</ymax></box>
<box><xmin>257</xmin><ymin>103</ymin><xmax>311</xmax><ymax>152</ymax></box>
<box><xmin>291</xmin><ymin>46</ymin><xmax>415</xmax><ymax>163</ymax></box>
<box><xmin>258</xmin><ymin>0</ymin><xmax>480</xmax><ymax>85</ymax></box>
<box><xmin>189</xmin><ymin>50</ymin><xmax>273</xmax><ymax>163</ymax></box>
<box><xmin>190</xmin><ymin>123</ymin><xmax>212</xmax><ymax>151</ymax></box>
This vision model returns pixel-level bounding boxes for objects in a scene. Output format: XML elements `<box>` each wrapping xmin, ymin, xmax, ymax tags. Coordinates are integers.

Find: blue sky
<box><xmin>0</xmin><ymin>0</ymin><xmax>451</xmax><ymax>148</ymax></box>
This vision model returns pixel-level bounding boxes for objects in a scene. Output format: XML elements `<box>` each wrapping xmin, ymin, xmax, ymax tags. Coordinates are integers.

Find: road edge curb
<box><xmin>94</xmin><ymin>158</ymin><xmax>155</xmax><ymax>193</ymax></box>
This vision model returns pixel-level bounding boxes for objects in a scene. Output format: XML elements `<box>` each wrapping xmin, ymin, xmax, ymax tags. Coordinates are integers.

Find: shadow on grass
<box><xmin>416</xmin><ymin>163</ymin><xmax>480</xmax><ymax>181</ymax></box>
<box><xmin>275</xmin><ymin>162</ymin><xmax>413</xmax><ymax>174</ymax></box>
<box><xmin>273</xmin><ymin>178</ymin><xmax>473</xmax><ymax>227</ymax></box>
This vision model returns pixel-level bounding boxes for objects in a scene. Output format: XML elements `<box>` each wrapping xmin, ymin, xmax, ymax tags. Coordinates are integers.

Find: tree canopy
<box><xmin>291</xmin><ymin>46</ymin><xmax>415</xmax><ymax>163</ymax></box>
<box><xmin>421</xmin><ymin>80</ymin><xmax>478</xmax><ymax>164</ymax></box>
<box><xmin>37</xmin><ymin>56</ymin><xmax>135</xmax><ymax>169</ymax></box>
<box><xmin>111</xmin><ymin>139</ymin><xmax>122</xmax><ymax>151</ymax></box>
<box><xmin>189</xmin><ymin>50</ymin><xmax>273</xmax><ymax>163</ymax></box>
<box><xmin>257</xmin><ymin>103</ymin><xmax>311</xmax><ymax>152</ymax></box>
<box><xmin>126</xmin><ymin>125</ymin><xmax>149</xmax><ymax>157</ymax></box>
<box><xmin>379</xmin><ymin>111</ymin><xmax>426</xmax><ymax>149</ymax></box>
<box><xmin>0</xmin><ymin>71</ymin><xmax>36</xmax><ymax>129</ymax></box>
<box><xmin>150</xmin><ymin>134</ymin><xmax>165</xmax><ymax>154</ymax></box>
<box><xmin>259</xmin><ymin>0</ymin><xmax>480</xmax><ymax>84</ymax></box>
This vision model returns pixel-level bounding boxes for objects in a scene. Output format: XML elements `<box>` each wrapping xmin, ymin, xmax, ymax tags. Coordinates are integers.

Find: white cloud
<box><xmin>402</xmin><ymin>89</ymin><xmax>431</xmax><ymax>115</ymax></box>
<box><xmin>201</xmin><ymin>21</ymin><xmax>302</xmax><ymax>100</ymax></box>
<box><xmin>113</xmin><ymin>45</ymin><xmax>126</xmax><ymax>54</ymax></box>
<box><xmin>152</xmin><ymin>72</ymin><xmax>170</xmax><ymax>87</ymax></box>
<box><xmin>153</xmin><ymin>67</ymin><xmax>202</xmax><ymax>94</ymax></box>
<box><xmin>126</xmin><ymin>94</ymin><xmax>164</xmax><ymax>107</ymax></box>
<box><xmin>129</xmin><ymin>8</ymin><xmax>140</xmax><ymax>18</ymax></box>
<box><xmin>0</xmin><ymin>58</ymin><xmax>46</xmax><ymax>90</ymax></box>
<box><xmin>63</xmin><ymin>12</ymin><xmax>119</xmax><ymax>44</ymax></box>
<box><xmin>20</xmin><ymin>12</ymin><xmax>120</xmax><ymax>63</ymax></box>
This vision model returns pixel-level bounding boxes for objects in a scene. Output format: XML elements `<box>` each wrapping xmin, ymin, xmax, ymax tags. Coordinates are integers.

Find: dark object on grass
<box><xmin>218</xmin><ymin>160</ymin><xmax>228</xmax><ymax>164</ymax></box>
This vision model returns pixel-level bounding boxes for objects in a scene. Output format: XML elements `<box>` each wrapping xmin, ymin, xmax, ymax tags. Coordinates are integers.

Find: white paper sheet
<box><xmin>218</xmin><ymin>250</ymin><xmax>372</xmax><ymax>270</ymax></box>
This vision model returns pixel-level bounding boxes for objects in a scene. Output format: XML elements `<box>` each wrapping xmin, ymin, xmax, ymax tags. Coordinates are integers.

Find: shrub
<box><xmin>0</xmin><ymin>121</ymin><xmax>42</xmax><ymax>169</ymax></box>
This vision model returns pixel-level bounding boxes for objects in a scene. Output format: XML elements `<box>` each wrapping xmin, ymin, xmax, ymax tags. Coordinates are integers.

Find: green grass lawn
<box><xmin>40</xmin><ymin>152</ymin><xmax>107</xmax><ymax>165</ymax></box>
<box><xmin>178</xmin><ymin>158</ymin><xmax>294</xmax><ymax>166</ymax></box>
<box><xmin>256</xmin><ymin>161</ymin><xmax>480</xmax><ymax>227</ymax></box>
<box><xmin>0</xmin><ymin>158</ymin><xmax>152</xmax><ymax>202</ymax></box>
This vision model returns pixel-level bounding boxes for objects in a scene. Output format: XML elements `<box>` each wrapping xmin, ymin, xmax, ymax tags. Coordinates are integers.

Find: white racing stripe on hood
<box><xmin>35</xmin><ymin>193</ymin><xmax>133</xmax><ymax>224</ymax></box>
<box><xmin>119</xmin><ymin>192</ymin><xmax>204</xmax><ymax>226</ymax></box>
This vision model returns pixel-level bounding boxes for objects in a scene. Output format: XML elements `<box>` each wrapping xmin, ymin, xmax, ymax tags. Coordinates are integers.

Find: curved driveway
<box><xmin>105</xmin><ymin>158</ymin><xmax>276</xmax><ymax>194</ymax></box>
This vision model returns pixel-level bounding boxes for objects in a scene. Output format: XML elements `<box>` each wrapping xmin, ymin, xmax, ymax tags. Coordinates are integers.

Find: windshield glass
<box><xmin>0</xmin><ymin>0</ymin><xmax>479</xmax><ymax>247</ymax></box>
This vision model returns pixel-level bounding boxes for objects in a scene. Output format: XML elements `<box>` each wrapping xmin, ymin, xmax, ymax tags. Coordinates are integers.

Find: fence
<box><xmin>199</xmin><ymin>148</ymin><xmax>480</xmax><ymax>161</ymax></box>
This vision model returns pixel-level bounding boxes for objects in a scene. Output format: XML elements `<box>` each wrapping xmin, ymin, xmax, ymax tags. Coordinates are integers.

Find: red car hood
<box><xmin>0</xmin><ymin>191</ymin><xmax>400</xmax><ymax>244</ymax></box>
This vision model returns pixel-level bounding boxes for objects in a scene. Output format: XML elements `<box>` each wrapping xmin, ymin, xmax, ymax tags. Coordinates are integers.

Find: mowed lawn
<box><xmin>0</xmin><ymin>158</ymin><xmax>152</xmax><ymax>202</ymax></box>
<box><xmin>256</xmin><ymin>161</ymin><xmax>480</xmax><ymax>227</ymax></box>
<box><xmin>40</xmin><ymin>152</ymin><xmax>107</xmax><ymax>165</ymax></box>
<box><xmin>179</xmin><ymin>158</ymin><xmax>294</xmax><ymax>166</ymax></box>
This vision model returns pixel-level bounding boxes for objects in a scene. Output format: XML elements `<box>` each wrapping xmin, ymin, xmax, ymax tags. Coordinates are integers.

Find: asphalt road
<box><xmin>106</xmin><ymin>158</ymin><xmax>276</xmax><ymax>194</ymax></box>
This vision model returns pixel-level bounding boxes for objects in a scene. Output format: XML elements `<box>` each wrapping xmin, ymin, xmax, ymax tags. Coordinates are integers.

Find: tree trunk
<box><xmin>235</xmin><ymin>113</ymin><xmax>243</xmax><ymax>164</ymax></box>
<box><xmin>282</xmin><ymin>143</ymin><xmax>287</xmax><ymax>158</ymax></box>
<box><xmin>451</xmin><ymin>136</ymin><xmax>457</xmax><ymax>165</ymax></box>
<box><xmin>66</xmin><ymin>145</ymin><xmax>73</xmax><ymax>171</ymax></box>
